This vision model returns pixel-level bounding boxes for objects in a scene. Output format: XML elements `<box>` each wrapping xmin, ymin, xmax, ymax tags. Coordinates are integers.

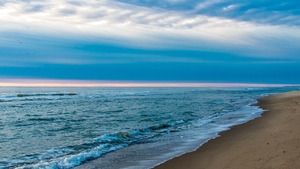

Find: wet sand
<box><xmin>154</xmin><ymin>91</ymin><xmax>300</xmax><ymax>169</ymax></box>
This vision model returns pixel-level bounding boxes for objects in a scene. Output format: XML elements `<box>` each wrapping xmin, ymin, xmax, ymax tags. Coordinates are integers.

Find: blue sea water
<box><xmin>0</xmin><ymin>86</ymin><xmax>299</xmax><ymax>169</ymax></box>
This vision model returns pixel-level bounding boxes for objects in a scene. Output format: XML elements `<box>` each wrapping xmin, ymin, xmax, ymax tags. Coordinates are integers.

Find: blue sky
<box><xmin>0</xmin><ymin>0</ymin><xmax>300</xmax><ymax>84</ymax></box>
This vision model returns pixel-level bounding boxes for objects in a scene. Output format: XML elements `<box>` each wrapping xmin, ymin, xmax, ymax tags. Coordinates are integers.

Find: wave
<box><xmin>0</xmin><ymin>99</ymin><xmax>6</xmax><ymax>102</ymax></box>
<box><xmin>16</xmin><ymin>111</ymin><xmax>251</xmax><ymax>169</ymax></box>
<box><xmin>95</xmin><ymin>120</ymin><xmax>186</xmax><ymax>144</ymax></box>
<box><xmin>13</xmin><ymin>120</ymin><xmax>188</xmax><ymax>169</ymax></box>
<box><xmin>28</xmin><ymin>117</ymin><xmax>56</xmax><ymax>122</ymax></box>
<box><xmin>17</xmin><ymin>144</ymin><xmax>126</xmax><ymax>169</ymax></box>
<box><xmin>16</xmin><ymin>93</ymin><xmax>77</xmax><ymax>97</ymax></box>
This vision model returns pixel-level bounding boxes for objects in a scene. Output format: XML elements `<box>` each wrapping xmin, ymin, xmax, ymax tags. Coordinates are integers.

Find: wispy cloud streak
<box><xmin>0</xmin><ymin>0</ymin><xmax>299</xmax><ymax>58</ymax></box>
<box><xmin>117</xmin><ymin>0</ymin><xmax>300</xmax><ymax>26</ymax></box>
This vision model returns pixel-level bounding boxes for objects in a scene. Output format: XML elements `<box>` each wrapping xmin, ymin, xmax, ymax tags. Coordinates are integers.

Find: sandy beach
<box><xmin>154</xmin><ymin>91</ymin><xmax>300</xmax><ymax>169</ymax></box>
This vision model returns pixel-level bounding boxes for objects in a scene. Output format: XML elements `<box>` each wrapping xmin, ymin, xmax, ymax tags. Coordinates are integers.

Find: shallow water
<box><xmin>0</xmin><ymin>87</ymin><xmax>298</xmax><ymax>169</ymax></box>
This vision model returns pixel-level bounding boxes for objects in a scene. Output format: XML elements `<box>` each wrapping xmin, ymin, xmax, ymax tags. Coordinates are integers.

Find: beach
<box><xmin>1</xmin><ymin>87</ymin><xmax>299</xmax><ymax>168</ymax></box>
<box><xmin>154</xmin><ymin>91</ymin><xmax>300</xmax><ymax>169</ymax></box>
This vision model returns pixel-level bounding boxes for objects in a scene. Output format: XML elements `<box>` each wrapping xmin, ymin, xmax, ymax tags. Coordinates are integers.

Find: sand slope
<box><xmin>155</xmin><ymin>91</ymin><xmax>300</xmax><ymax>169</ymax></box>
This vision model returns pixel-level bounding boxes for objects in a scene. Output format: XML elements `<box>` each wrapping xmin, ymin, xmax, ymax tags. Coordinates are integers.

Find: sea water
<box><xmin>0</xmin><ymin>87</ymin><xmax>299</xmax><ymax>169</ymax></box>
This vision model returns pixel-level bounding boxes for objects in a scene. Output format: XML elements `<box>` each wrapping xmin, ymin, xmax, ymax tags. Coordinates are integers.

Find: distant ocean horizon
<box><xmin>0</xmin><ymin>86</ymin><xmax>299</xmax><ymax>169</ymax></box>
<box><xmin>1</xmin><ymin>79</ymin><xmax>298</xmax><ymax>88</ymax></box>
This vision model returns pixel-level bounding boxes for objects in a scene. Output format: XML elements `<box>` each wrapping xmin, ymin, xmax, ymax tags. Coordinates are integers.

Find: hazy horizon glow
<box><xmin>0</xmin><ymin>79</ymin><xmax>297</xmax><ymax>87</ymax></box>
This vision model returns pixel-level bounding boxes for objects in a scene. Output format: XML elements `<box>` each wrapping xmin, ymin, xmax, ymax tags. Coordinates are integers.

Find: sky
<box><xmin>0</xmin><ymin>0</ymin><xmax>300</xmax><ymax>85</ymax></box>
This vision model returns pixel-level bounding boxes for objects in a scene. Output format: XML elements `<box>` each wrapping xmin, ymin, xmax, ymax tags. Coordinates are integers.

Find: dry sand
<box><xmin>154</xmin><ymin>91</ymin><xmax>300</xmax><ymax>169</ymax></box>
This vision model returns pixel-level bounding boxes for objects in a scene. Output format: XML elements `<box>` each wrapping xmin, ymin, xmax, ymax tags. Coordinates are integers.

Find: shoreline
<box><xmin>154</xmin><ymin>91</ymin><xmax>300</xmax><ymax>169</ymax></box>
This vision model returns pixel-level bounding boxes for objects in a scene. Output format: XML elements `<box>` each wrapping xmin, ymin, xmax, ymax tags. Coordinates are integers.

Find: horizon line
<box><xmin>0</xmin><ymin>79</ymin><xmax>298</xmax><ymax>87</ymax></box>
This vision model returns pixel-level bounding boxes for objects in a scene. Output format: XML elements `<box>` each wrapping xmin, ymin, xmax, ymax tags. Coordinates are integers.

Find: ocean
<box><xmin>0</xmin><ymin>86</ymin><xmax>299</xmax><ymax>169</ymax></box>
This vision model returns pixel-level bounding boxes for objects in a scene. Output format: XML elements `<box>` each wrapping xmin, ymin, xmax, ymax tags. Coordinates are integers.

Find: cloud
<box><xmin>116</xmin><ymin>0</ymin><xmax>300</xmax><ymax>26</ymax></box>
<box><xmin>194</xmin><ymin>0</ymin><xmax>223</xmax><ymax>11</ymax></box>
<box><xmin>0</xmin><ymin>0</ymin><xmax>299</xmax><ymax>59</ymax></box>
<box><xmin>222</xmin><ymin>4</ymin><xmax>238</xmax><ymax>12</ymax></box>
<box><xmin>58</xmin><ymin>8</ymin><xmax>77</xmax><ymax>15</ymax></box>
